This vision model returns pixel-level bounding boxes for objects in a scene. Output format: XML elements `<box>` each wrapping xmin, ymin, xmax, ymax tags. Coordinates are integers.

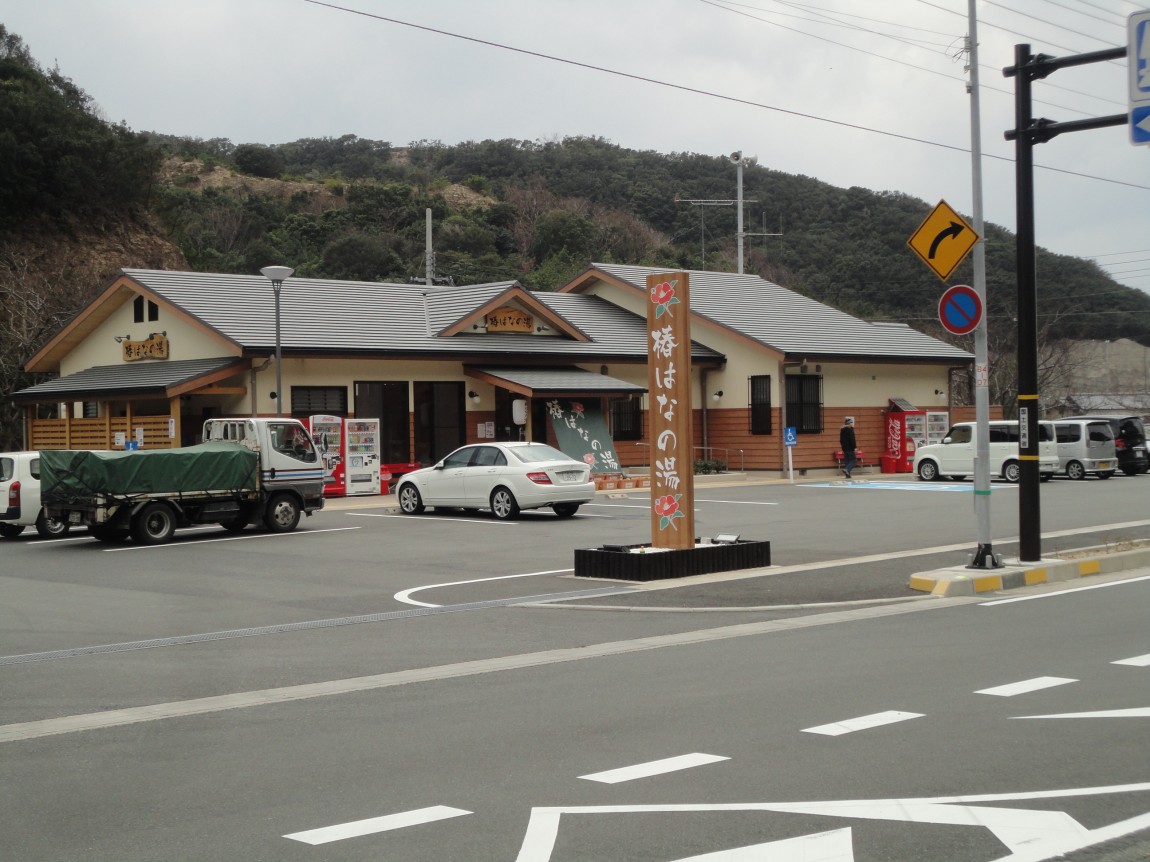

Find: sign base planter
<box><xmin>574</xmin><ymin>539</ymin><xmax>771</xmax><ymax>582</ymax></box>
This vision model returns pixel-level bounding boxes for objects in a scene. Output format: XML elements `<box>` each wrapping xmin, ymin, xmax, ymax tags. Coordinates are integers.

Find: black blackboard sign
<box><xmin>545</xmin><ymin>399</ymin><xmax>620</xmax><ymax>473</ymax></box>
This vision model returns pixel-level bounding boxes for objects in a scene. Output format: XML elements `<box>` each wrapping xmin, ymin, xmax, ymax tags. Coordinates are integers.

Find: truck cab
<box><xmin>203</xmin><ymin>418</ymin><xmax>326</xmax><ymax>491</ymax></box>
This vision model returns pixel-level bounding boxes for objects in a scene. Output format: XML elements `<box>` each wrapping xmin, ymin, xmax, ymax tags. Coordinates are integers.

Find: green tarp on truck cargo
<box><xmin>40</xmin><ymin>442</ymin><xmax>260</xmax><ymax>506</ymax></box>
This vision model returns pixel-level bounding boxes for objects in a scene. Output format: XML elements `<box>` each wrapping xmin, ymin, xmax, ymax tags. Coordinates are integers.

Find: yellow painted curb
<box><xmin>1077</xmin><ymin>559</ymin><xmax>1101</xmax><ymax>576</ymax></box>
<box><xmin>908</xmin><ymin>575</ymin><xmax>938</xmax><ymax>592</ymax></box>
<box><xmin>1024</xmin><ymin>570</ymin><xmax>1048</xmax><ymax>586</ymax></box>
<box><xmin>973</xmin><ymin>574</ymin><xmax>1003</xmax><ymax>593</ymax></box>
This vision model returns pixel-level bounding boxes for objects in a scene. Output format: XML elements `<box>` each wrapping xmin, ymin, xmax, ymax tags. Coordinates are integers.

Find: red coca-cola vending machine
<box><xmin>883</xmin><ymin>399</ymin><xmax>925</xmax><ymax>474</ymax></box>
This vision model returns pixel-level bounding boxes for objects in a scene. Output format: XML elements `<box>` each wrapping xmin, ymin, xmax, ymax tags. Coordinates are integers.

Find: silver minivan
<box><xmin>1053</xmin><ymin>419</ymin><xmax>1117</xmax><ymax>480</ymax></box>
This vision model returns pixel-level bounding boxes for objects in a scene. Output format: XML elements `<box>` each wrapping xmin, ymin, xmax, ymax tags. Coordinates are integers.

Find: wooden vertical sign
<box><xmin>646</xmin><ymin>271</ymin><xmax>695</xmax><ymax>549</ymax></box>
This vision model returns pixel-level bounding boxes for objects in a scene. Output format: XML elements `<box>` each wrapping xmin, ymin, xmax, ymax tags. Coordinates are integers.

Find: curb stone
<box><xmin>908</xmin><ymin>546</ymin><xmax>1150</xmax><ymax>596</ymax></box>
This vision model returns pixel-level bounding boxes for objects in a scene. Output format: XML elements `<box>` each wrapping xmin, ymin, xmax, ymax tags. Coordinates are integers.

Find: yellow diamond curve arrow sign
<box><xmin>907</xmin><ymin>199</ymin><xmax>979</xmax><ymax>281</ymax></box>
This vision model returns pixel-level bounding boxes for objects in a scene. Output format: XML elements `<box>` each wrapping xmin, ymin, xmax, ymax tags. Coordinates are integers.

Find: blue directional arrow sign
<box><xmin>1131</xmin><ymin>10</ymin><xmax>1150</xmax><ymax>146</ymax></box>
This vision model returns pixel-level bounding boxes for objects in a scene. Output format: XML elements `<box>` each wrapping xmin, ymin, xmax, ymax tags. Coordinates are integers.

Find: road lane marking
<box><xmin>0</xmin><ymin>600</ymin><xmax>962</xmax><ymax>743</ymax></box>
<box><xmin>347</xmin><ymin>512</ymin><xmax>518</xmax><ymax>525</ymax></box>
<box><xmin>580</xmin><ymin>753</ymin><xmax>729</xmax><ymax>784</ymax></box>
<box><xmin>981</xmin><ymin>573</ymin><xmax>1150</xmax><ymax>604</ymax></box>
<box><xmin>670</xmin><ymin>828</ymin><xmax>853</xmax><ymax>861</ymax></box>
<box><xmin>284</xmin><ymin>805</ymin><xmax>471</xmax><ymax>845</ymax></box>
<box><xmin>975</xmin><ymin>676</ymin><xmax>1077</xmax><ymax>697</ymax></box>
<box><xmin>1014</xmin><ymin>707</ymin><xmax>1150</xmax><ymax>719</ymax></box>
<box><xmin>802</xmin><ymin>711</ymin><xmax>924</xmax><ymax>736</ymax></box>
<box><xmin>395</xmin><ymin>569</ymin><xmax>575</xmax><ymax>608</ymax></box>
<box><xmin>101</xmin><ymin>526</ymin><xmax>360</xmax><ymax>551</ymax></box>
<box><xmin>1114</xmin><ymin>653</ymin><xmax>1150</xmax><ymax>667</ymax></box>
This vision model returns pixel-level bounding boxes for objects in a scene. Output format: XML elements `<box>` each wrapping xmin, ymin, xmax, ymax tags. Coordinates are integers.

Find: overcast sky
<box><xmin>6</xmin><ymin>0</ymin><xmax>1149</xmax><ymax>294</ymax></box>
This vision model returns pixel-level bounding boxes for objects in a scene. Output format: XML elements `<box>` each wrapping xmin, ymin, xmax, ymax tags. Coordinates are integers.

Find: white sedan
<box><xmin>0</xmin><ymin>451</ymin><xmax>70</xmax><ymax>539</ymax></box>
<box><xmin>395</xmin><ymin>442</ymin><xmax>597</xmax><ymax>520</ymax></box>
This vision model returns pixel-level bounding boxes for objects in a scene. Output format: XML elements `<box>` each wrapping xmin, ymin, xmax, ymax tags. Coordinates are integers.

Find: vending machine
<box><xmin>307</xmin><ymin>415</ymin><xmax>346</xmax><ymax>496</ymax></box>
<box><xmin>883</xmin><ymin>399</ymin><xmax>926</xmax><ymax>473</ymax></box>
<box><xmin>344</xmin><ymin>419</ymin><xmax>383</xmax><ymax>496</ymax></box>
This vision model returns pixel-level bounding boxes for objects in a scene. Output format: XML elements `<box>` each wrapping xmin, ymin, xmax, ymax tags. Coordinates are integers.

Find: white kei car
<box><xmin>395</xmin><ymin>442</ymin><xmax>597</xmax><ymax>520</ymax></box>
<box><xmin>0</xmin><ymin>451</ymin><xmax>71</xmax><ymax>538</ymax></box>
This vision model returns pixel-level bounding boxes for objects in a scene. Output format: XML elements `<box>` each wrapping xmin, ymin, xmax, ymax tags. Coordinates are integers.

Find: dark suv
<box><xmin>1067</xmin><ymin>415</ymin><xmax>1149</xmax><ymax>476</ymax></box>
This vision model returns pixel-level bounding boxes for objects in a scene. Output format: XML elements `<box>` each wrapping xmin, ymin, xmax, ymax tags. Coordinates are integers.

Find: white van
<box><xmin>912</xmin><ymin>420</ymin><xmax>1059</xmax><ymax>483</ymax></box>
<box><xmin>0</xmin><ymin>452</ymin><xmax>71</xmax><ymax>538</ymax></box>
<box><xmin>1052</xmin><ymin>419</ymin><xmax>1117</xmax><ymax>480</ymax></box>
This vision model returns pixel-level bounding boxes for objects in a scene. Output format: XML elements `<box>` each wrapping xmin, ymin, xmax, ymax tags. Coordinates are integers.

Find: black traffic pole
<box><xmin>1003</xmin><ymin>43</ymin><xmax>1126</xmax><ymax>563</ymax></box>
<box><xmin>1007</xmin><ymin>44</ymin><xmax>1042</xmax><ymax>562</ymax></box>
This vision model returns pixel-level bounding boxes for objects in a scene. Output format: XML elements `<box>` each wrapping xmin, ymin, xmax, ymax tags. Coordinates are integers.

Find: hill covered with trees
<box><xmin>2</xmin><ymin>22</ymin><xmax>1148</xmax><ymax>449</ymax></box>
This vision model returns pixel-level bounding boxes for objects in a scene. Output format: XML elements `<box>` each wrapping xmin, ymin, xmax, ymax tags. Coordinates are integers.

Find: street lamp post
<box><xmin>259</xmin><ymin>266</ymin><xmax>294</xmax><ymax>416</ymax></box>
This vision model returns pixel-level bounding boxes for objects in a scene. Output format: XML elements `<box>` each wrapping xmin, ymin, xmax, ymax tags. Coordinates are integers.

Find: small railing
<box><xmin>635</xmin><ymin>443</ymin><xmax>744</xmax><ymax>472</ymax></box>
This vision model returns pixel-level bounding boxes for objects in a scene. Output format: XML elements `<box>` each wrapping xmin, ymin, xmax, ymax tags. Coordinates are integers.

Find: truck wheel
<box><xmin>1003</xmin><ymin>460</ymin><xmax>1021</xmax><ymax>483</ymax></box>
<box><xmin>35</xmin><ymin>510</ymin><xmax>70</xmax><ymax>538</ymax></box>
<box><xmin>490</xmin><ymin>487</ymin><xmax>520</xmax><ymax>520</ymax></box>
<box><xmin>0</xmin><ymin>524</ymin><xmax>25</xmax><ymax>539</ymax></box>
<box><xmin>219</xmin><ymin>518</ymin><xmax>249</xmax><ymax>534</ymax></box>
<box><xmin>264</xmin><ymin>493</ymin><xmax>301</xmax><ymax>533</ymax></box>
<box><xmin>1066</xmin><ymin>460</ymin><xmax>1086</xmax><ymax>480</ymax></box>
<box><xmin>131</xmin><ymin>502</ymin><xmax>177</xmax><ymax>545</ymax></box>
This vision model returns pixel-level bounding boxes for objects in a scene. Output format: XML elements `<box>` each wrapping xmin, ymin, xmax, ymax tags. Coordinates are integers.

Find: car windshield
<box><xmin>508</xmin><ymin>443</ymin><xmax>573</xmax><ymax>464</ymax></box>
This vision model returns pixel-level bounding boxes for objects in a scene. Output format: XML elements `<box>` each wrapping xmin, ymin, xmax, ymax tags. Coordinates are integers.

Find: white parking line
<box><xmin>975</xmin><ymin>677</ymin><xmax>1077</xmax><ymax>697</ymax></box>
<box><xmin>802</xmin><ymin>710</ymin><xmax>924</xmax><ymax>736</ymax></box>
<box><xmin>284</xmin><ymin>805</ymin><xmax>471</xmax><ymax>845</ymax></box>
<box><xmin>348</xmin><ymin>512</ymin><xmax>518</xmax><ymax>525</ymax></box>
<box><xmin>395</xmin><ymin>569</ymin><xmax>575</xmax><ymax>607</ymax></box>
<box><xmin>1113</xmin><ymin>653</ymin><xmax>1150</xmax><ymax>667</ymax></box>
<box><xmin>579</xmin><ymin>753</ymin><xmax>729</xmax><ymax>784</ymax></box>
<box><xmin>101</xmin><ymin>526</ymin><xmax>360</xmax><ymax>551</ymax></box>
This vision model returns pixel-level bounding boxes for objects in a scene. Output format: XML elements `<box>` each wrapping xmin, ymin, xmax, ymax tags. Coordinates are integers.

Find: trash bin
<box><xmin>881</xmin><ymin>454</ymin><xmax>899</xmax><ymax>474</ymax></box>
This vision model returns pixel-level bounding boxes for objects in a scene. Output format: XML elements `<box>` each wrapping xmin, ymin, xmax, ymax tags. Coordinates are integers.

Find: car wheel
<box><xmin>1066</xmin><ymin>460</ymin><xmax>1086</xmax><ymax>480</ymax></box>
<box><xmin>0</xmin><ymin>523</ymin><xmax>26</xmax><ymax>539</ymax></box>
<box><xmin>490</xmin><ymin>487</ymin><xmax>520</xmax><ymax>520</ymax></box>
<box><xmin>553</xmin><ymin>502</ymin><xmax>581</xmax><ymax>518</ymax></box>
<box><xmin>917</xmin><ymin>460</ymin><xmax>939</xmax><ymax>482</ymax></box>
<box><xmin>1123</xmin><ymin>466</ymin><xmax>1138</xmax><ymax>476</ymax></box>
<box><xmin>1003</xmin><ymin>460</ymin><xmax>1021</xmax><ymax>483</ymax></box>
<box><xmin>1098</xmin><ymin>470</ymin><xmax>1114</xmax><ymax>480</ymax></box>
<box><xmin>263</xmin><ymin>493</ymin><xmax>301</xmax><ymax>533</ymax></box>
<box><xmin>35</xmin><ymin>509</ymin><xmax>70</xmax><ymax>538</ymax></box>
<box><xmin>131</xmin><ymin>501</ymin><xmax>177</xmax><ymax>545</ymax></box>
<box><xmin>1040</xmin><ymin>473</ymin><xmax>1053</xmax><ymax>482</ymax></box>
<box><xmin>397</xmin><ymin>484</ymin><xmax>424</xmax><ymax>514</ymax></box>
<box><xmin>948</xmin><ymin>475</ymin><xmax>966</xmax><ymax>482</ymax></box>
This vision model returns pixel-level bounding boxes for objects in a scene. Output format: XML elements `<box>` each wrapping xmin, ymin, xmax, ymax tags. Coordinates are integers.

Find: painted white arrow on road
<box><xmin>672</xmin><ymin>827</ymin><xmax>853</xmax><ymax>861</ymax></box>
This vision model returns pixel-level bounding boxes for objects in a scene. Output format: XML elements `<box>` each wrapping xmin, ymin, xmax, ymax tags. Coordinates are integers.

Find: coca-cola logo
<box><xmin>887</xmin><ymin>416</ymin><xmax>902</xmax><ymax>457</ymax></box>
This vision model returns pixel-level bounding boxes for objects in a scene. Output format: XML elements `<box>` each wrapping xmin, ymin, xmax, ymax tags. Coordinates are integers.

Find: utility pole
<box><xmin>728</xmin><ymin>151</ymin><xmax>778</xmax><ymax>274</ymax></box>
<box><xmin>965</xmin><ymin>0</ymin><xmax>998</xmax><ymax>569</ymax></box>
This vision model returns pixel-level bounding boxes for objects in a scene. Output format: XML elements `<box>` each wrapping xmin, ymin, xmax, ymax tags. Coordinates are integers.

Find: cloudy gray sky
<box><xmin>6</xmin><ymin>0</ymin><xmax>1149</xmax><ymax>293</ymax></box>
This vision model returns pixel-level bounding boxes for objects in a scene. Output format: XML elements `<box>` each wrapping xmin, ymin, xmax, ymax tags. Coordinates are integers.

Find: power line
<box><xmin>299</xmin><ymin>0</ymin><xmax>1150</xmax><ymax>193</ymax></box>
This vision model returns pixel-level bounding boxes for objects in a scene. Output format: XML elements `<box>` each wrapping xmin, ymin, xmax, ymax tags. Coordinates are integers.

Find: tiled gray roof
<box><xmin>121</xmin><ymin>270</ymin><xmax>722</xmax><ymax>362</ymax></box>
<box><xmin>589</xmin><ymin>264</ymin><xmax>973</xmax><ymax>362</ymax></box>
<box><xmin>472</xmin><ymin>367</ymin><xmax>646</xmax><ymax>393</ymax></box>
<box><xmin>10</xmin><ymin>357</ymin><xmax>245</xmax><ymax>401</ymax></box>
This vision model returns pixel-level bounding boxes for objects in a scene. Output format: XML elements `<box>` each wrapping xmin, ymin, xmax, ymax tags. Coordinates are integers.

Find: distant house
<box><xmin>10</xmin><ymin>264</ymin><xmax>972</xmax><ymax>475</ymax></box>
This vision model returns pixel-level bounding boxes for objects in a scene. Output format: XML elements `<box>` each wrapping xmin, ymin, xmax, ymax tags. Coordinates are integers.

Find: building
<box><xmin>10</xmin><ymin>264</ymin><xmax>972</xmax><ymax>476</ymax></box>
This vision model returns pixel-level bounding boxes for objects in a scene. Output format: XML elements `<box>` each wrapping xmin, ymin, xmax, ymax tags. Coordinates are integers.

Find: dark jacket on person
<box><xmin>839</xmin><ymin>424</ymin><xmax>857</xmax><ymax>453</ymax></box>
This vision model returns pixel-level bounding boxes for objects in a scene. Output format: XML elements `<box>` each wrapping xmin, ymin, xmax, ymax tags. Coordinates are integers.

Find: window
<box><xmin>610</xmin><ymin>397</ymin><xmax>642</xmax><ymax>441</ymax></box>
<box><xmin>1056</xmin><ymin>424</ymin><xmax>1081</xmax><ymax>443</ymax></box>
<box><xmin>472</xmin><ymin>446</ymin><xmax>506</xmax><ymax>467</ymax></box>
<box><xmin>290</xmin><ymin>386</ymin><xmax>348</xmax><ymax>417</ymax></box>
<box><xmin>749</xmin><ymin>375</ymin><xmax>771</xmax><ymax>435</ymax></box>
<box><xmin>784</xmin><ymin>375</ymin><xmax>822</xmax><ymax>434</ymax></box>
<box><xmin>132</xmin><ymin>296</ymin><xmax>159</xmax><ymax>322</ymax></box>
<box><xmin>946</xmin><ymin>425</ymin><xmax>972</xmax><ymax>444</ymax></box>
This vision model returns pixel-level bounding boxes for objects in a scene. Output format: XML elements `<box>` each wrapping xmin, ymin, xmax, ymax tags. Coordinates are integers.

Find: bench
<box><xmin>833</xmin><ymin>449</ymin><xmax>870</xmax><ymax>473</ymax></box>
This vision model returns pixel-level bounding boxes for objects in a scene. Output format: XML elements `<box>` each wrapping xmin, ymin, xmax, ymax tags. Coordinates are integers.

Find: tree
<box><xmin>233</xmin><ymin>143</ymin><xmax>284</xmax><ymax>179</ymax></box>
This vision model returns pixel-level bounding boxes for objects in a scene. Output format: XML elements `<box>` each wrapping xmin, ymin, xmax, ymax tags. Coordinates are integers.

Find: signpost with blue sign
<box><xmin>784</xmin><ymin>426</ymin><xmax>797</xmax><ymax>483</ymax></box>
<box><xmin>1132</xmin><ymin>10</ymin><xmax>1150</xmax><ymax>145</ymax></box>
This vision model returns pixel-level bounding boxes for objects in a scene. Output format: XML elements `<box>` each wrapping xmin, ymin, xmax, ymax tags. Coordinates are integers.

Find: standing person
<box><xmin>839</xmin><ymin>417</ymin><xmax>857</xmax><ymax>479</ymax></box>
